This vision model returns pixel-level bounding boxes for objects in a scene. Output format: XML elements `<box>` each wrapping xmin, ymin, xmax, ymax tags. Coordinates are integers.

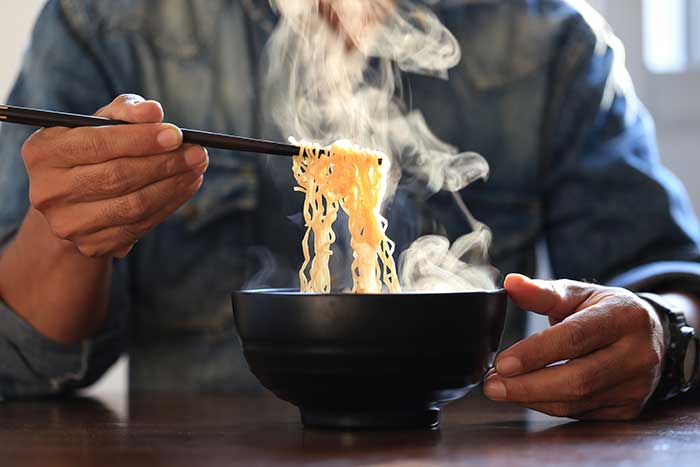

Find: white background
<box><xmin>1</xmin><ymin>1</ymin><xmax>698</xmax><ymax>393</ymax></box>
<box><xmin>0</xmin><ymin>1</ymin><xmax>45</xmax><ymax>100</ymax></box>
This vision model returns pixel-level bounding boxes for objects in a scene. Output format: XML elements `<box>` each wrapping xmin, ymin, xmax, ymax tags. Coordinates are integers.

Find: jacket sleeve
<box><xmin>543</xmin><ymin>11</ymin><xmax>700</xmax><ymax>293</ymax></box>
<box><xmin>0</xmin><ymin>0</ymin><xmax>129</xmax><ymax>399</ymax></box>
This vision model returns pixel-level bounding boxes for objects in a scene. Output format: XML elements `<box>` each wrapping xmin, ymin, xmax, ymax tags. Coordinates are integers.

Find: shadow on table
<box><xmin>5</xmin><ymin>390</ymin><xmax>700</xmax><ymax>467</ymax></box>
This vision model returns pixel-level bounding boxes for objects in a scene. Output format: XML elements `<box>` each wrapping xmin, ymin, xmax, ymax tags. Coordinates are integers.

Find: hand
<box><xmin>483</xmin><ymin>274</ymin><xmax>667</xmax><ymax>420</ymax></box>
<box><xmin>22</xmin><ymin>94</ymin><xmax>208</xmax><ymax>258</ymax></box>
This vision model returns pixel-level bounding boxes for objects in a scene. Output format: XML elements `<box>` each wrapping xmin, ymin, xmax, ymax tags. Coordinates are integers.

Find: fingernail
<box><xmin>157</xmin><ymin>125</ymin><xmax>182</xmax><ymax>149</ymax></box>
<box><xmin>185</xmin><ymin>146</ymin><xmax>207</xmax><ymax>168</ymax></box>
<box><xmin>496</xmin><ymin>356</ymin><xmax>522</xmax><ymax>376</ymax></box>
<box><xmin>484</xmin><ymin>380</ymin><xmax>507</xmax><ymax>401</ymax></box>
<box><xmin>484</xmin><ymin>368</ymin><xmax>497</xmax><ymax>381</ymax></box>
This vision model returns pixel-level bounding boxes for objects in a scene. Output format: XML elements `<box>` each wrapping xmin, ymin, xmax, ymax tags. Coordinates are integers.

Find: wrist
<box><xmin>25</xmin><ymin>208</ymin><xmax>98</xmax><ymax>260</ymax></box>
<box><xmin>648</xmin><ymin>298</ymin><xmax>671</xmax><ymax>374</ymax></box>
<box><xmin>638</xmin><ymin>293</ymin><xmax>699</xmax><ymax>402</ymax></box>
<box><xmin>0</xmin><ymin>209</ymin><xmax>113</xmax><ymax>343</ymax></box>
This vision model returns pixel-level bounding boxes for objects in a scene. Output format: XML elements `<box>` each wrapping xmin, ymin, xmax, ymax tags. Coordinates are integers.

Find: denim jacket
<box><xmin>2</xmin><ymin>0</ymin><xmax>700</xmax><ymax>397</ymax></box>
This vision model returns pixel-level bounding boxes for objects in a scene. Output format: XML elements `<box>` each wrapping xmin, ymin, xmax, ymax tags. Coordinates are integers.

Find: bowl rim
<box><xmin>232</xmin><ymin>288</ymin><xmax>507</xmax><ymax>297</ymax></box>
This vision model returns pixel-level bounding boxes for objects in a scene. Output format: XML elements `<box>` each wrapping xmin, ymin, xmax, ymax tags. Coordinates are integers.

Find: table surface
<box><xmin>1</xmin><ymin>389</ymin><xmax>700</xmax><ymax>467</ymax></box>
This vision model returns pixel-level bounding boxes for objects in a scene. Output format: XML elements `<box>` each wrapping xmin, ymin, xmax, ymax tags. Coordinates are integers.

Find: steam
<box><xmin>264</xmin><ymin>0</ymin><xmax>498</xmax><ymax>291</ymax></box>
<box><xmin>399</xmin><ymin>230</ymin><xmax>497</xmax><ymax>293</ymax></box>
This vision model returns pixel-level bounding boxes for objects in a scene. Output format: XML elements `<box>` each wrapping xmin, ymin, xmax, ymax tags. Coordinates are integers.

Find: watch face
<box><xmin>683</xmin><ymin>338</ymin><xmax>698</xmax><ymax>385</ymax></box>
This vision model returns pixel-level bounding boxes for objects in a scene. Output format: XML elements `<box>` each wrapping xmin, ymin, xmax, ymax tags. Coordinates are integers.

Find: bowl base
<box><xmin>301</xmin><ymin>408</ymin><xmax>440</xmax><ymax>430</ymax></box>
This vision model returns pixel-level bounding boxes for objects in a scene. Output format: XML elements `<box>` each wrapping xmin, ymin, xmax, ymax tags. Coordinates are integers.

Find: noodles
<box><xmin>292</xmin><ymin>139</ymin><xmax>401</xmax><ymax>293</ymax></box>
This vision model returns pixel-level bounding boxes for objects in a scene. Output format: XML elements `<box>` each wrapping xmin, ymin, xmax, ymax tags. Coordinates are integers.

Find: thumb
<box><xmin>95</xmin><ymin>94</ymin><xmax>164</xmax><ymax>124</ymax></box>
<box><xmin>504</xmin><ymin>274</ymin><xmax>594</xmax><ymax>322</ymax></box>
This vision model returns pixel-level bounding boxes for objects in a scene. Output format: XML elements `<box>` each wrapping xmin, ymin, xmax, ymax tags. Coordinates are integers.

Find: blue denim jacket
<box><xmin>2</xmin><ymin>0</ymin><xmax>700</xmax><ymax>397</ymax></box>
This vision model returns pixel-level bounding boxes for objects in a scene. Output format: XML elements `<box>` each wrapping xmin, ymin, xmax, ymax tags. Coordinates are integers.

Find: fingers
<box><xmin>485</xmin><ymin>339</ymin><xmax>646</xmax><ymax>403</ymax></box>
<box><xmin>575</xmin><ymin>405</ymin><xmax>646</xmax><ymax>421</ymax></box>
<box><xmin>521</xmin><ymin>375</ymin><xmax>650</xmax><ymax>420</ymax></box>
<box><xmin>95</xmin><ymin>94</ymin><xmax>164</xmax><ymax>124</ymax></box>
<box><xmin>32</xmin><ymin>122</ymin><xmax>183</xmax><ymax>168</ymax></box>
<box><xmin>62</xmin><ymin>145</ymin><xmax>208</xmax><ymax>203</ymax></box>
<box><xmin>493</xmin><ymin>305</ymin><xmax>625</xmax><ymax>377</ymax></box>
<box><xmin>70</xmin><ymin>176</ymin><xmax>204</xmax><ymax>258</ymax></box>
<box><xmin>504</xmin><ymin>274</ymin><xmax>596</xmax><ymax>321</ymax></box>
<box><xmin>23</xmin><ymin>94</ymin><xmax>181</xmax><ymax>169</ymax></box>
<box><xmin>21</xmin><ymin>94</ymin><xmax>205</xmax><ymax>259</ymax></box>
<box><xmin>487</xmin><ymin>279</ymin><xmax>664</xmax><ymax>422</ymax></box>
<box><xmin>47</xmin><ymin>164</ymin><xmax>207</xmax><ymax>241</ymax></box>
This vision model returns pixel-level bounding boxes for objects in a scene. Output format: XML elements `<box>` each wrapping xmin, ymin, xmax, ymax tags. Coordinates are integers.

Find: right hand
<box><xmin>22</xmin><ymin>94</ymin><xmax>208</xmax><ymax>258</ymax></box>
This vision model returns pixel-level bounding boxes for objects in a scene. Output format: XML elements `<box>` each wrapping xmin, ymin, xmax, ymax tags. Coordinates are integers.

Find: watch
<box><xmin>638</xmin><ymin>293</ymin><xmax>700</xmax><ymax>402</ymax></box>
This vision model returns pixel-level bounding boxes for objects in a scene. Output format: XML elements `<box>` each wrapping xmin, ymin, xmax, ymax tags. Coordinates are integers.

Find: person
<box><xmin>1</xmin><ymin>0</ymin><xmax>699</xmax><ymax>420</ymax></box>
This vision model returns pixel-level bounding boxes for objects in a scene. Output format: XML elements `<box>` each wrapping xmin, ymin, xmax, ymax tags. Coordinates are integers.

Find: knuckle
<box><xmin>556</xmin><ymin>279</ymin><xmax>578</xmax><ymax>290</ymax></box>
<box><xmin>114</xmin><ymin>93</ymin><xmax>143</xmax><ymax>108</ymax></box>
<box><xmin>567</xmin><ymin>371</ymin><xmax>593</xmax><ymax>399</ymax></box>
<box><xmin>557</xmin><ymin>279</ymin><xmax>587</xmax><ymax>295</ymax></box>
<box><xmin>617</xmin><ymin>307</ymin><xmax>654</xmax><ymax>341</ymax></box>
<box><xmin>77</xmin><ymin>242</ymin><xmax>116</xmax><ymax>259</ymax></box>
<box><xmin>49</xmin><ymin>218</ymin><xmax>77</xmax><ymax>241</ymax></box>
<box><xmin>129</xmin><ymin>190</ymin><xmax>150</xmax><ymax>219</ymax></box>
<box><xmin>21</xmin><ymin>138</ymin><xmax>42</xmax><ymax>168</ymax></box>
<box><xmin>85</xmin><ymin>132</ymin><xmax>111</xmax><ymax>160</ymax></box>
<box><xmin>115</xmin><ymin>94</ymin><xmax>132</xmax><ymax>105</ymax></box>
<box><xmin>28</xmin><ymin>186</ymin><xmax>52</xmax><ymax>211</ymax></box>
<box><xmin>608</xmin><ymin>286</ymin><xmax>633</xmax><ymax>297</ymax></box>
<box><xmin>73</xmin><ymin>161</ymin><xmax>132</xmax><ymax>200</ymax></box>
<box><xmin>109</xmin><ymin>190</ymin><xmax>150</xmax><ymax>223</ymax></box>
<box><xmin>77</xmin><ymin>244</ymin><xmax>100</xmax><ymax>258</ymax></box>
<box><xmin>118</xmin><ymin>224</ymin><xmax>142</xmax><ymax>245</ymax></box>
<box><xmin>55</xmin><ymin>131</ymin><xmax>109</xmax><ymax>162</ymax></box>
<box><xmin>54</xmin><ymin>135</ymin><xmax>81</xmax><ymax>159</ymax></box>
<box><xmin>548</xmin><ymin>280</ymin><xmax>566</xmax><ymax>299</ymax></box>
<box><xmin>160</xmin><ymin>153</ymin><xmax>182</xmax><ymax>177</ymax></box>
<box><xmin>103</xmin><ymin>161</ymin><xmax>130</xmax><ymax>193</ymax></box>
<box><xmin>563</xmin><ymin>319</ymin><xmax>588</xmax><ymax>353</ymax></box>
<box><xmin>104</xmin><ymin>196</ymin><xmax>133</xmax><ymax>225</ymax></box>
<box><xmin>622</xmin><ymin>292</ymin><xmax>649</xmax><ymax>315</ymax></box>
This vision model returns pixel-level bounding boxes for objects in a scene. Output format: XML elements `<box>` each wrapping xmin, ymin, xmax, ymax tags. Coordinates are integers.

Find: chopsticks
<box><xmin>0</xmin><ymin>104</ymin><xmax>300</xmax><ymax>157</ymax></box>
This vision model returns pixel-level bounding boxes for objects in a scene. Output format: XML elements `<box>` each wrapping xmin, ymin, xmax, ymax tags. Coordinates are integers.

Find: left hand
<box><xmin>483</xmin><ymin>274</ymin><xmax>667</xmax><ymax>420</ymax></box>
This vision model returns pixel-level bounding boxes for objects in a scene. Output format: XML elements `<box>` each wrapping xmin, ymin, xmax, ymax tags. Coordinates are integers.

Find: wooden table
<box><xmin>1</xmin><ymin>389</ymin><xmax>699</xmax><ymax>466</ymax></box>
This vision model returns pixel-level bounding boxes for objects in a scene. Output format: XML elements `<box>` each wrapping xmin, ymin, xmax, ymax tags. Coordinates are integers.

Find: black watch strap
<box><xmin>638</xmin><ymin>293</ymin><xmax>698</xmax><ymax>403</ymax></box>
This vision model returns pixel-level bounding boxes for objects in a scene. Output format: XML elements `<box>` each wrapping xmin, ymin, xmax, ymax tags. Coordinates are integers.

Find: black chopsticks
<box><xmin>0</xmin><ymin>104</ymin><xmax>300</xmax><ymax>157</ymax></box>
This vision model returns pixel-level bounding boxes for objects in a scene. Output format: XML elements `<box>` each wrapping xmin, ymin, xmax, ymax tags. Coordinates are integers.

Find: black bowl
<box><xmin>231</xmin><ymin>289</ymin><xmax>507</xmax><ymax>430</ymax></box>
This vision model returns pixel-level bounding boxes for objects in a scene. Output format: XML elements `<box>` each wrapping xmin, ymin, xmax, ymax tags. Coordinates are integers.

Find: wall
<box><xmin>0</xmin><ymin>1</ymin><xmax>45</xmax><ymax>100</ymax></box>
<box><xmin>593</xmin><ymin>0</ymin><xmax>700</xmax><ymax>215</ymax></box>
